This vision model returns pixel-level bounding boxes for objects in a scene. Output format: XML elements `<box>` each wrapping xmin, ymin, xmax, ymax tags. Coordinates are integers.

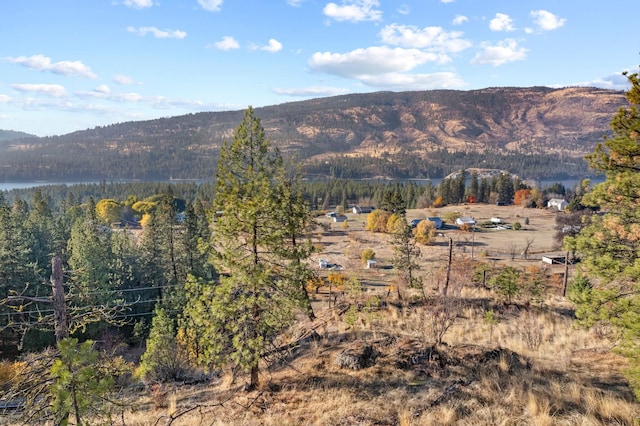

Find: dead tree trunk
<box><xmin>51</xmin><ymin>256</ymin><xmax>69</xmax><ymax>343</ymax></box>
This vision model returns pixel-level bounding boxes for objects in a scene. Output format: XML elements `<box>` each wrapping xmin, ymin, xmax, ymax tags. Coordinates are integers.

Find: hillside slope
<box><xmin>0</xmin><ymin>87</ymin><xmax>624</xmax><ymax>181</ymax></box>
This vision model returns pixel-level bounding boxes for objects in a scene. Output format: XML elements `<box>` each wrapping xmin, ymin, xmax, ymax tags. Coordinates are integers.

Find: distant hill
<box><xmin>0</xmin><ymin>87</ymin><xmax>625</xmax><ymax>181</ymax></box>
<box><xmin>0</xmin><ymin>129</ymin><xmax>36</xmax><ymax>143</ymax></box>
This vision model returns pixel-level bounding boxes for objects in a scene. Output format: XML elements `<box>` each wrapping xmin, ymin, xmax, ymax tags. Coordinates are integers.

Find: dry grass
<box><xmin>108</xmin><ymin>209</ymin><xmax>640</xmax><ymax>425</ymax></box>
<box><xmin>14</xmin><ymin>206</ymin><xmax>637</xmax><ymax>426</ymax></box>
<box><xmin>109</xmin><ymin>288</ymin><xmax>640</xmax><ymax>425</ymax></box>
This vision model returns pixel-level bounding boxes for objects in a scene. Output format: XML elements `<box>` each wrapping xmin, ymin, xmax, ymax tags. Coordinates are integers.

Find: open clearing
<box><xmin>311</xmin><ymin>204</ymin><xmax>565</xmax><ymax>300</ymax></box>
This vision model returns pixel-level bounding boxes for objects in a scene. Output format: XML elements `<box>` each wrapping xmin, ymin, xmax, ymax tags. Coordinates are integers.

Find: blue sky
<box><xmin>1</xmin><ymin>0</ymin><xmax>637</xmax><ymax>136</ymax></box>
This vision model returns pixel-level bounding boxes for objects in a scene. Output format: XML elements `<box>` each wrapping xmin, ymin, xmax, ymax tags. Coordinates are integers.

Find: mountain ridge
<box><xmin>0</xmin><ymin>86</ymin><xmax>625</xmax><ymax>181</ymax></box>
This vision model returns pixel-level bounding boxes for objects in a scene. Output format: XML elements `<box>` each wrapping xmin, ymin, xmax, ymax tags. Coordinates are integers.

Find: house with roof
<box><xmin>455</xmin><ymin>216</ymin><xmax>476</xmax><ymax>226</ymax></box>
<box><xmin>547</xmin><ymin>198</ymin><xmax>568</xmax><ymax>211</ymax></box>
<box><xmin>352</xmin><ymin>206</ymin><xmax>375</xmax><ymax>214</ymax></box>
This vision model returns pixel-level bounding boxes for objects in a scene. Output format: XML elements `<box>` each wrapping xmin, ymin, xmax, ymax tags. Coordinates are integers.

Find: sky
<box><xmin>1</xmin><ymin>0</ymin><xmax>637</xmax><ymax>137</ymax></box>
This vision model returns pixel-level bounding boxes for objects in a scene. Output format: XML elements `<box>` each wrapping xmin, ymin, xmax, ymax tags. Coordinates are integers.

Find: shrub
<box><xmin>139</xmin><ymin>307</ymin><xmax>189</xmax><ymax>383</ymax></box>
<box><xmin>361</xmin><ymin>248</ymin><xmax>376</xmax><ymax>265</ymax></box>
<box><xmin>513</xmin><ymin>221</ymin><xmax>522</xmax><ymax>231</ymax></box>
<box><xmin>414</xmin><ymin>219</ymin><xmax>436</xmax><ymax>245</ymax></box>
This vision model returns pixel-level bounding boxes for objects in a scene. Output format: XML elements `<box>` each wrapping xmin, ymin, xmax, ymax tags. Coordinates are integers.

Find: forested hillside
<box><xmin>0</xmin><ymin>87</ymin><xmax>625</xmax><ymax>181</ymax></box>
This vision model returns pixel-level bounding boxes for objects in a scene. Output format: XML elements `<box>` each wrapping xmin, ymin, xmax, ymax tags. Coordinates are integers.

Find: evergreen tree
<box><xmin>391</xmin><ymin>219</ymin><xmax>423</xmax><ymax>299</ymax></box>
<box><xmin>566</xmin><ymin>69</ymin><xmax>640</xmax><ymax>397</ymax></box>
<box><xmin>50</xmin><ymin>338</ymin><xmax>114</xmax><ymax>426</ymax></box>
<box><xmin>468</xmin><ymin>170</ymin><xmax>479</xmax><ymax>202</ymax></box>
<box><xmin>185</xmin><ymin>107</ymin><xmax>314</xmax><ymax>389</ymax></box>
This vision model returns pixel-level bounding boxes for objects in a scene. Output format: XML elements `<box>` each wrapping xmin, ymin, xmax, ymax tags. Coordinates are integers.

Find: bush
<box><xmin>139</xmin><ymin>307</ymin><xmax>189</xmax><ymax>383</ymax></box>
<box><xmin>414</xmin><ymin>219</ymin><xmax>436</xmax><ymax>245</ymax></box>
<box><xmin>361</xmin><ymin>248</ymin><xmax>376</xmax><ymax>265</ymax></box>
<box><xmin>0</xmin><ymin>361</ymin><xmax>21</xmax><ymax>391</ymax></box>
<box><xmin>513</xmin><ymin>221</ymin><xmax>522</xmax><ymax>231</ymax></box>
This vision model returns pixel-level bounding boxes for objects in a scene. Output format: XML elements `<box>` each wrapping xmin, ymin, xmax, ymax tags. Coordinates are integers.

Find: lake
<box><xmin>0</xmin><ymin>177</ymin><xmax>605</xmax><ymax>193</ymax></box>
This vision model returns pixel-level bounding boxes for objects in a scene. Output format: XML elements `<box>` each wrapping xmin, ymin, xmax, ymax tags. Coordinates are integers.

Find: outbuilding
<box><xmin>547</xmin><ymin>198</ymin><xmax>568</xmax><ymax>211</ymax></box>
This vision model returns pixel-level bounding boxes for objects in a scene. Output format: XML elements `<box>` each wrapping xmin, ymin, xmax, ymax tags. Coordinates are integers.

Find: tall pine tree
<box><xmin>566</xmin><ymin>69</ymin><xmax>640</xmax><ymax>397</ymax></box>
<box><xmin>184</xmin><ymin>107</ymin><xmax>314</xmax><ymax>389</ymax></box>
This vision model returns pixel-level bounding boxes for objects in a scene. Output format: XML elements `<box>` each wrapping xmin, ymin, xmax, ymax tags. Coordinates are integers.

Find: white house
<box><xmin>455</xmin><ymin>216</ymin><xmax>476</xmax><ymax>226</ymax></box>
<box><xmin>547</xmin><ymin>198</ymin><xmax>568</xmax><ymax>211</ymax></box>
<box><xmin>352</xmin><ymin>206</ymin><xmax>375</xmax><ymax>214</ymax></box>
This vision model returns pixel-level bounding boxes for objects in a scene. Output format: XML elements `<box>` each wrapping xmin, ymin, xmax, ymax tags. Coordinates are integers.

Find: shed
<box><xmin>455</xmin><ymin>216</ymin><xmax>476</xmax><ymax>226</ymax></box>
<box><xmin>366</xmin><ymin>259</ymin><xmax>378</xmax><ymax>269</ymax></box>
<box><xmin>352</xmin><ymin>206</ymin><xmax>375</xmax><ymax>214</ymax></box>
<box><xmin>547</xmin><ymin>198</ymin><xmax>568</xmax><ymax>211</ymax></box>
<box><xmin>333</xmin><ymin>215</ymin><xmax>347</xmax><ymax>223</ymax></box>
<box><xmin>542</xmin><ymin>255</ymin><xmax>566</xmax><ymax>265</ymax></box>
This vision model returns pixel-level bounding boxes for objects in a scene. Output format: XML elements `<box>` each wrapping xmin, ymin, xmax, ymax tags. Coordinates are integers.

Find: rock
<box><xmin>335</xmin><ymin>344</ymin><xmax>377</xmax><ymax>370</ymax></box>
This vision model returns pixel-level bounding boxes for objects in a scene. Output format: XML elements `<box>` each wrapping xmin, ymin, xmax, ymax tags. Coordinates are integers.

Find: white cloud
<box><xmin>6</xmin><ymin>54</ymin><xmax>97</xmax><ymax>79</ymax></box>
<box><xmin>273</xmin><ymin>86</ymin><xmax>350</xmax><ymax>97</ymax></box>
<box><xmin>397</xmin><ymin>4</ymin><xmax>410</xmax><ymax>15</ymax></box>
<box><xmin>127</xmin><ymin>26</ymin><xmax>187</xmax><ymax>39</ymax></box>
<box><xmin>452</xmin><ymin>15</ymin><xmax>468</xmax><ymax>25</ymax></box>
<box><xmin>489</xmin><ymin>13</ymin><xmax>515</xmax><ymax>32</ymax></box>
<box><xmin>198</xmin><ymin>0</ymin><xmax>223</xmax><ymax>12</ymax></box>
<box><xmin>261</xmin><ymin>39</ymin><xmax>283</xmax><ymax>53</ymax></box>
<box><xmin>440</xmin><ymin>0</ymin><xmax>454</xmax><ymax>3</ymax></box>
<box><xmin>12</xmin><ymin>83</ymin><xmax>67</xmax><ymax>98</ymax></box>
<box><xmin>323</xmin><ymin>0</ymin><xmax>382</xmax><ymax>23</ymax></box>
<box><xmin>471</xmin><ymin>39</ymin><xmax>527</xmax><ymax>66</ymax></box>
<box><xmin>123</xmin><ymin>0</ymin><xmax>154</xmax><ymax>9</ymax></box>
<box><xmin>309</xmin><ymin>46</ymin><xmax>441</xmax><ymax>78</ymax></box>
<box><xmin>113</xmin><ymin>74</ymin><xmax>137</xmax><ymax>85</ymax></box>
<box><xmin>94</xmin><ymin>84</ymin><xmax>111</xmax><ymax>94</ymax></box>
<box><xmin>530</xmin><ymin>10</ymin><xmax>566</xmax><ymax>31</ymax></box>
<box><xmin>213</xmin><ymin>36</ymin><xmax>240</xmax><ymax>50</ymax></box>
<box><xmin>358</xmin><ymin>71</ymin><xmax>466</xmax><ymax>89</ymax></box>
<box><xmin>0</xmin><ymin>94</ymin><xmax>11</xmax><ymax>103</ymax></box>
<box><xmin>287</xmin><ymin>0</ymin><xmax>305</xmax><ymax>6</ymax></box>
<box><xmin>571</xmin><ymin>70</ymin><xmax>632</xmax><ymax>91</ymax></box>
<box><xmin>379</xmin><ymin>24</ymin><xmax>471</xmax><ymax>54</ymax></box>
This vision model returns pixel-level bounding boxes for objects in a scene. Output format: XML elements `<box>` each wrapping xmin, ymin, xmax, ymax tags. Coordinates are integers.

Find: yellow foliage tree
<box><xmin>132</xmin><ymin>200</ymin><xmax>157</xmax><ymax>215</ymax></box>
<box><xmin>386</xmin><ymin>213</ymin><xmax>404</xmax><ymax>234</ymax></box>
<box><xmin>361</xmin><ymin>247</ymin><xmax>376</xmax><ymax>265</ymax></box>
<box><xmin>414</xmin><ymin>219</ymin><xmax>437</xmax><ymax>245</ymax></box>
<box><xmin>365</xmin><ymin>210</ymin><xmax>391</xmax><ymax>233</ymax></box>
<box><xmin>95</xmin><ymin>199</ymin><xmax>122</xmax><ymax>224</ymax></box>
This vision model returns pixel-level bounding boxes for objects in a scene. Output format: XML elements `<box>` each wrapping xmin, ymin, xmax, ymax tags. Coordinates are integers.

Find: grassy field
<box><xmin>109</xmin><ymin>205</ymin><xmax>640</xmax><ymax>425</ymax></box>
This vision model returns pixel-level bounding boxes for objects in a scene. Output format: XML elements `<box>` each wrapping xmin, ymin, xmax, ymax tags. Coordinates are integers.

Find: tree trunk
<box><xmin>51</xmin><ymin>256</ymin><xmax>69</xmax><ymax>343</ymax></box>
<box><xmin>443</xmin><ymin>236</ymin><xmax>453</xmax><ymax>296</ymax></box>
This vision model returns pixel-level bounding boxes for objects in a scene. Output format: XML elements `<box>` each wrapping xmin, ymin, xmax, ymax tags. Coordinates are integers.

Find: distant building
<box><xmin>547</xmin><ymin>198</ymin><xmax>568</xmax><ymax>211</ymax></box>
<box><xmin>455</xmin><ymin>216</ymin><xmax>476</xmax><ymax>226</ymax></box>
<box><xmin>427</xmin><ymin>217</ymin><xmax>443</xmax><ymax>229</ymax></box>
<box><xmin>352</xmin><ymin>206</ymin><xmax>375</xmax><ymax>214</ymax></box>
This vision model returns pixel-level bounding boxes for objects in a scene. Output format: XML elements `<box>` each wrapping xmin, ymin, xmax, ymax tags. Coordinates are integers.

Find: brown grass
<box><xmin>109</xmin><ymin>286</ymin><xmax>640</xmax><ymax>425</ymax></box>
<box><xmin>24</xmin><ymin>205</ymin><xmax>639</xmax><ymax>426</ymax></box>
<box><xmin>109</xmin><ymin>207</ymin><xmax>640</xmax><ymax>425</ymax></box>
